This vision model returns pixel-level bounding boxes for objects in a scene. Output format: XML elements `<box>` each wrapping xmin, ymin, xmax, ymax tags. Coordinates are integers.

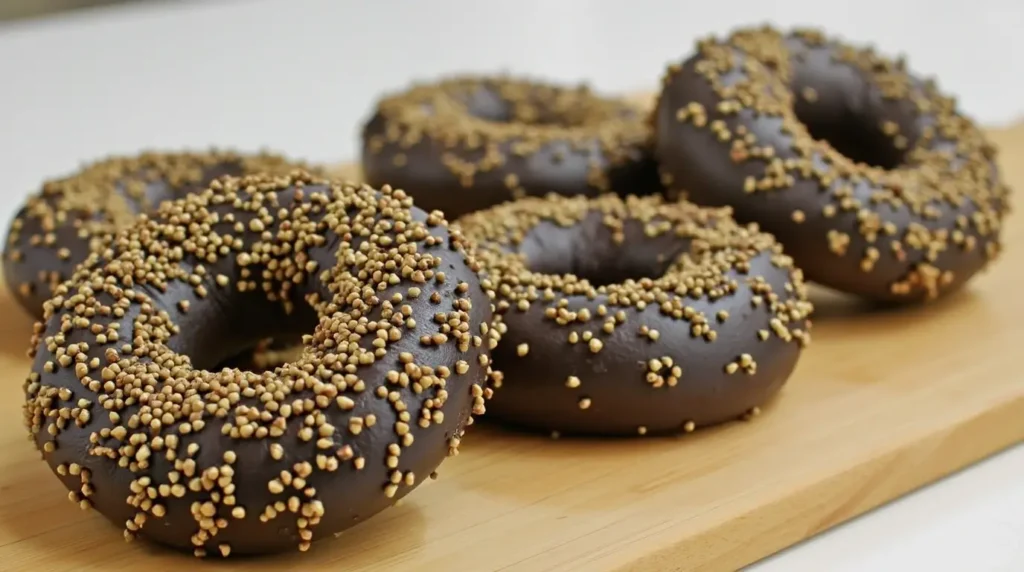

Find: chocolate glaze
<box><xmin>458</xmin><ymin>194</ymin><xmax>812</xmax><ymax>437</ymax></box>
<box><xmin>24</xmin><ymin>175</ymin><xmax>495</xmax><ymax>556</ymax></box>
<box><xmin>361</xmin><ymin>75</ymin><xmax>662</xmax><ymax>220</ymax></box>
<box><xmin>653</xmin><ymin>27</ymin><xmax>1010</xmax><ymax>302</ymax></box>
<box><xmin>4</xmin><ymin>150</ymin><xmax>316</xmax><ymax>317</ymax></box>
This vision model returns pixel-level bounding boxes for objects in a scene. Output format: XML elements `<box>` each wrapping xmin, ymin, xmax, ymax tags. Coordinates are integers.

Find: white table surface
<box><xmin>1</xmin><ymin>1</ymin><xmax>1022</xmax><ymax>570</ymax></box>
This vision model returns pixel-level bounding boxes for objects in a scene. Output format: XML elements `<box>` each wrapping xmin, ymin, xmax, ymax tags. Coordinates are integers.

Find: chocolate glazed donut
<box><xmin>361</xmin><ymin>75</ymin><xmax>662</xmax><ymax>220</ymax></box>
<box><xmin>23</xmin><ymin>173</ymin><xmax>497</xmax><ymax>557</ymax></box>
<box><xmin>457</xmin><ymin>194</ymin><xmax>812</xmax><ymax>437</ymax></box>
<box><xmin>653</xmin><ymin>26</ymin><xmax>1011</xmax><ymax>303</ymax></box>
<box><xmin>3</xmin><ymin>150</ymin><xmax>318</xmax><ymax>317</ymax></box>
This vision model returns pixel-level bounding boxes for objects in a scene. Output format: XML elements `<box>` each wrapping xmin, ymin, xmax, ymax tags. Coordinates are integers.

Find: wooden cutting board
<box><xmin>0</xmin><ymin>115</ymin><xmax>1021</xmax><ymax>572</ymax></box>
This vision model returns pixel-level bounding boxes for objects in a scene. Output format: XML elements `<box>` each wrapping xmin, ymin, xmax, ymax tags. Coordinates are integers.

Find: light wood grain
<box><xmin>0</xmin><ymin>113</ymin><xmax>1021</xmax><ymax>572</ymax></box>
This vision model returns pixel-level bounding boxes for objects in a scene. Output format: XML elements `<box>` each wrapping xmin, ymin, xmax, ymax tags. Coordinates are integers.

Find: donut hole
<box><xmin>158</xmin><ymin>277</ymin><xmax>319</xmax><ymax>374</ymax></box>
<box><xmin>562</xmin><ymin>252</ymin><xmax>674</xmax><ymax>288</ymax></box>
<box><xmin>517</xmin><ymin>212</ymin><xmax>689</xmax><ymax>287</ymax></box>
<box><xmin>183</xmin><ymin>309</ymin><xmax>316</xmax><ymax>373</ymax></box>
<box><xmin>712</xmin><ymin>55</ymin><xmax>909</xmax><ymax>171</ymax></box>
<box><xmin>792</xmin><ymin>97</ymin><xmax>906</xmax><ymax>170</ymax></box>
<box><xmin>214</xmin><ymin>338</ymin><xmax>306</xmax><ymax>373</ymax></box>
<box><xmin>785</xmin><ymin>45</ymin><xmax>913</xmax><ymax>170</ymax></box>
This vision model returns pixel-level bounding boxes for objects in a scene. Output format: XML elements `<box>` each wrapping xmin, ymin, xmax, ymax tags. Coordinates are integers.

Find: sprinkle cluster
<box><xmin>23</xmin><ymin>172</ymin><xmax>496</xmax><ymax>557</ymax></box>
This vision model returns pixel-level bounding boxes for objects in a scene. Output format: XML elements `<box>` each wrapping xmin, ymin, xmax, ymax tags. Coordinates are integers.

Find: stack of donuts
<box><xmin>3</xmin><ymin>26</ymin><xmax>1010</xmax><ymax>558</ymax></box>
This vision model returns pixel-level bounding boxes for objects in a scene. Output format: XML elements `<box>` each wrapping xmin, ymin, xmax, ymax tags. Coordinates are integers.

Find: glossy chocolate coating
<box><xmin>458</xmin><ymin>194</ymin><xmax>811</xmax><ymax>437</ymax></box>
<box><xmin>653</xmin><ymin>28</ymin><xmax>1009</xmax><ymax>302</ymax></box>
<box><xmin>24</xmin><ymin>175</ymin><xmax>494</xmax><ymax>556</ymax></box>
<box><xmin>361</xmin><ymin>76</ymin><xmax>662</xmax><ymax>220</ymax></box>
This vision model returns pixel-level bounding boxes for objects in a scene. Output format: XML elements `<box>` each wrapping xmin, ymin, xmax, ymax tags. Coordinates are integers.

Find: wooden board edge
<box><xmin>608</xmin><ymin>394</ymin><xmax>1024</xmax><ymax>572</ymax></box>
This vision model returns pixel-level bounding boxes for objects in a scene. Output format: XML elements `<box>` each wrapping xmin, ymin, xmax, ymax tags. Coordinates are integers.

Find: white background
<box><xmin>1</xmin><ymin>1</ymin><xmax>1022</xmax><ymax>570</ymax></box>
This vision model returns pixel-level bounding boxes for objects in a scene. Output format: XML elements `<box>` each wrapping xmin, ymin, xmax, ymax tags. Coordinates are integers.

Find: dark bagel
<box><xmin>653</xmin><ymin>26</ymin><xmax>1011</xmax><ymax>302</ymax></box>
<box><xmin>361</xmin><ymin>75</ymin><xmax>662</xmax><ymax>220</ymax></box>
<box><xmin>23</xmin><ymin>173</ymin><xmax>496</xmax><ymax>557</ymax></box>
<box><xmin>3</xmin><ymin>150</ymin><xmax>317</xmax><ymax>317</ymax></box>
<box><xmin>456</xmin><ymin>193</ymin><xmax>812</xmax><ymax>437</ymax></box>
